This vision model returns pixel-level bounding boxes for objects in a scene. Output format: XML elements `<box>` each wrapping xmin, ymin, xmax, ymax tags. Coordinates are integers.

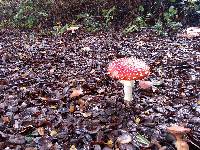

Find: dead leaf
<box><xmin>136</xmin><ymin>41</ymin><xmax>145</xmax><ymax>46</ymax></box>
<box><xmin>49</xmin><ymin>68</ymin><xmax>56</xmax><ymax>74</ymax></box>
<box><xmin>50</xmin><ymin>130</ymin><xmax>57</xmax><ymax>136</ymax></box>
<box><xmin>97</xmin><ymin>88</ymin><xmax>105</xmax><ymax>94</ymax></box>
<box><xmin>37</xmin><ymin>127</ymin><xmax>45</xmax><ymax>136</ymax></box>
<box><xmin>117</xmin><ymin>134</ymin><xmax>132</xmax><ymax>144</ymax></box>
<box><xmin>78</xmin><ymin>99</ymin><xmax>85</xmax><ymax>111</ymax></box>
<box><xmin>90</xmin><ymin>69</ymin><xmax>95</xmax><ymax>74</ymax></box>
<box><xmin>50</xmin><ymin>105</ymin><xmax>58</xmax><ymax>109</ymax></box>
<box><xmin>39</xmin><ymin>96</ymin><xmax>48</xmax><ymax>101</ymax></box>
<box><xmin>69</xmin><ymin>104</ymin><xmax>75</xmax><ymax>113</ymax></box>
<box><xmin>25</xmin><ymin>147</ymin><xmax>37</xmax><ymax>150</ymax></box>
<box><xmin>139</xmin><ymin>81</ymin><xmax>152</xmax><ymax>89</ymax></box>
<box><xmin>134</xmin><ymin>116</ymin><xmax>141</xmax><ymax>124</ymax></box>
<box><xmin>81</xmin><ymin>112</ymin><xmax>92</xmax><ymax>118</ymax></box>
<box><xmin>105</xmin><ymin>139</ymin><xmax>113</xmax><ymax>148</ymax></box>
<box><xmin>2</xmin><ymin>116</ymin><xmax>10</xmax><ymax>124</ymax></box>
<box><xmin>70</xmin><ymin>88</ymin><xmax>83</xmax><ymax>98</ymax></box>
<box><xmin>197</xmin><ymin>100</ymin><xmax>200</xmax><ymax>105</ymax></box>
<box><xmin>70</xmin><ymin>145</ymin><xmax>77</xmax><ymax>150</ymax></box>
<box><xmin>81</xmin><ymin>46</ymin><xmax>91</xmax><ymax>52</ymax></box>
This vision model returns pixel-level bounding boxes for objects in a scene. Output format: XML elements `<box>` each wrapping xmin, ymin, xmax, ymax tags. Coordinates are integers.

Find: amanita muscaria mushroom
<box><xmin>167</xmin><ymin>125</ymin><xmax>191</xmax><ymax>150</ymax></box>
<box><xmin>108</xmin><ymin>57</ymin><xmax>150</xmax><ymax>101</ymax></box>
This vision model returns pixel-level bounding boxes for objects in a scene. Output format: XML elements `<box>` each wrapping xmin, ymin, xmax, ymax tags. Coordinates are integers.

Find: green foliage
<box><xmin>123</xmin><ymin>16</ymin><xmax>146</xmax><ymax>34</ymax></box>
<box><xmin>163</xmin><ymin>6</ymin><xmax>177</xmax><ymax>23</ymax></box>
<box><xmin>52</xmin><ymin>23</ymin><xmax>69</xmax><ymax>36</ymax></box>
<box><xmin>102</xmin><ymin>6</ymin><xmax>116</xmax><ymax>28</ymax></box>
<box><xmin>153</xmin><ymin>21</ymin><xmax>167</xmax><ymax>36</ymax></box>
<box><xmin>13</xmin><ymin>0</ymin><xmax>48</xmax><ymax>29</ymax></box>
<box><xmin>123</xmin><ymin>5</ymin><xmax>147</xmax><ymax>34</ymax></box>
<box><xmin>76</xmin><ymin>13</ymin><xmax>101</xmax><ymax>32</ymax></box>
<box><xmin>163</xmin><ymin>6</ymin><xmax>182</xmax><ymax>30</ymax></box>
<box><xmin>76</xmin><ymin>6</ymin><xmax>116</xmax><ymax>32</ymax></box>
<box><xmin>152</xmin><ymin>6</ymin><xmax>182</xmax><ymax>35</ymax></box>
<box><xmin>0</xmin><ymin>0</ymin><xmax>200</xmax><ymax>35</ymax></box>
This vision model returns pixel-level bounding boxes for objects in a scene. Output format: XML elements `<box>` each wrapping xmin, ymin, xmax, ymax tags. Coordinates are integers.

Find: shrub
<box><xmin>0</xmin><ymin>0</ymin><xmax>199</xmax><ymax>33</ymax></box>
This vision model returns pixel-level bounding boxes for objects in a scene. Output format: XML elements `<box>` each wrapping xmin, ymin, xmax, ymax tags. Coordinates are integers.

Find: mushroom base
<box><xmin>120</xmin><ymin>80</ymin><xmax>135</xmax><ymax>101</ymax></box>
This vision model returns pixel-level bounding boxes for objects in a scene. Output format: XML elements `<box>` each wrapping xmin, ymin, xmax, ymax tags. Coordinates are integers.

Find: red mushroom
<box><xmin>167</xmin><ymin>125</ymin><xmax>191</xmax><ymax>150</ymax></box>
<box><xmin>108</xmin><ymin>57</ymin><xmax>150</xmax><ymax>101</ymax></box>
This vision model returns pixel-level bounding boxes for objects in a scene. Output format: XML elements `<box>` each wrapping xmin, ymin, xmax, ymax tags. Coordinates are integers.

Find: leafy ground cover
<box><xmin>0</xmin><ymin>28</ymin><xmax>199</xmax><ymax>149</ymax></box>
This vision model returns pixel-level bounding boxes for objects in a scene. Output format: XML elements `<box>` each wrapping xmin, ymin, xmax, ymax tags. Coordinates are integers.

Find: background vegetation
<box><xmin>0</xmin><ymin>0</ymin><xmax>200</xmax><ymax>34</ymax></box>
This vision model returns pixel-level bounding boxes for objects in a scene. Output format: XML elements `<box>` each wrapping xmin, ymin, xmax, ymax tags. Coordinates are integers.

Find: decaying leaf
<box><xmin>50</xmin><ymin>105</ymin><xmax>58</xmax><ymax>109</ymax></box>
<box><xmin>197</xmin><ymin>100</ymin><xmax>200</xmax><ymax>105</ymax></box>
<box><xmin>69</xmin><ymin>104</ymin><xmax>75</xmax><ymax>113</ymax></box>
<box><xmin>134</xmin><ymin>116</ymin><xmax>141</xmax><ymax>125</ymax></box>
<box><xmin>70</xmin><ymin>88</ymin><xmax>83</xmax><ymax>98</ymax></box>
<box><xmin>81</xmin><ymin>46</ymin><xmax>91</xmax><ymax>52</ymax></box>
<box><xmin>105</xmin><ymin>139</ymin><xmax>113</xmax><ymax>148</ymax></box>
<box><xmin>78</xmin><ymin>99</ymin><xmax>85</xmax><ymax>111</ymax></box>
<box><xmin>81</xmin><ymin>112</ymin><xmax>92</xmax><ymax>118</ymax></box>
<box><xmin>37</xmin><ymin>127</ymin><xmax>45</xmax><ymax>136</ymax></box>
<box><xmin>139</xmin><ymin>81</ymin><xmax>152</xmax><ymax>89</ymax></box>
<box><xmin>50</xmin><ymin>130</ymin><xmax>57</xmax><ymax>137</ymax></box>
<box><xmin>39</xmin><ymin>96</ymin><xmax>48</xmax><ymax>101</ymax></box>
<box><xmin>2</xmin><ymin>116</ymin><xmax>10</xmax><ymax>124</ymax></box>
<box><xmin>117</xmin><ymin>133</ymin><xmax>132</xmax><ymax>144</ymax></box>
<box><xmin>70</xmin><ymin>145</ymin><xmax>77</xmax><ymax>150</ymax></box>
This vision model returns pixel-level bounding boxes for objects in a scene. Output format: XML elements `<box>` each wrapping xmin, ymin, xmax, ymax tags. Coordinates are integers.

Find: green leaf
<box><xmin>138</xmin><ymin>5</ymin><xmax>144</xmax><ymax>12</ymax></box>
<box><xmin>59</xmin><ymin>24</ymin><xmax>68</xmax><ymax>34</ymax></box>
<box><xmin>169</xmin><ymin>6</ymin><xmax>177</xmax><ymax>15</ymax></box>
<box><xmin>136</xmin><ymin>134</ymin><xmax>150</xmax><ymax>146</ymax></box>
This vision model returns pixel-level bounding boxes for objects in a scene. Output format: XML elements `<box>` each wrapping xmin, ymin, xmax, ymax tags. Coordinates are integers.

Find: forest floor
<box><xmin>0</xmin><ymin>28</ymin><xmax>199</xmax><ymax>150</ymax></box>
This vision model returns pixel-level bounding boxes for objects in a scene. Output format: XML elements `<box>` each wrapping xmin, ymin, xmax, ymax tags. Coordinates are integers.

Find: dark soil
<box><xmin>0</xmin><ymin>28</ymin><xmax>199</xmax><ymax>150</ymax></box>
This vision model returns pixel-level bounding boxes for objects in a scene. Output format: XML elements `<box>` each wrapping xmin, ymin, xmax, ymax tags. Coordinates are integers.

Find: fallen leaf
<box><xmin>81</xmin><ymin>46</ymin><xmax>91</xmax><ymax>52</ymax></box>
<box><xmin>81</xmin><ymin>112</ymin><xmax>92</xmax><ymax>118</ymax></box>
<box><xmin>197</xmin><ymin>100</ymin><xmax>200</xmax><ymax>105</ymax></box>
<box><xmin>2</xmin><ymin>116</ymin><xmax>10</xmax><ymax>124</ymax></box>
<box><xmin>37</xmin><ymin>127</ymin><xmax>45</xmax><ymax>136</ymax></box>
<box><xmin>69</xmin><ymin>104</ymin><xmax>75</xmax><ymax>113</ymax></box>
<box><xmin>39</xmin><ymin>96</ymin><xmax>48</xmax><ymax>101</ymax></box>
<box><xmin>70</xmin><ymin>88</ymin><xmax>83</xmax><ymax>98</ymax></box>
<box><xmin>50</xmin><ymin>130</ymin><xmax>57</xmax><ymax>136</ymax></box>
<box><xmin>78</xmin><ymin>99</ymin><xmax>85</xmax><ymax>111</ymax></box>
<box><xmin>97</xmin><ymin>88</ymin><xmax>105</xmax><ymax>94</ymax></box>
<box><xmin>135</xmin><ymin>116</ymin><xmax>141</xmax><ymax>125</ymax></box>
<box><xmin>25</xmin><ymin>147</ymin><xmax>37</xmax><ymax>150</ymax></box>
<box><xmin>139</xmin><ymin>81</ymin><xmax>152</xmax><ymax>89</ymax></box>
<box><xmin>50</xmin><ymin>105</ymin><xmax>58</xmax><ymax>109</ymax></box>
<box><xmin>117</xmin><ymin>133</ymin><xmax>132</xmax><ymax>144</ymax></box>
<box><xmin>90</xmin><ymin>69</ymin><xmax>95</xmax><ymax>74</ymax></box>
<box><xmin>105</xmin><ymin>139</ymin><xmax>113</xmax><ymax>148</ymax></box>
<box><xmin>70</xmin><ymin>145</ymin><xmax>77</xmax><ymax>150</ymax></box>
<box><xmin>49</xmin><ymin>68</ymin><xmax>56</xmax><ymax>74</ymax></box>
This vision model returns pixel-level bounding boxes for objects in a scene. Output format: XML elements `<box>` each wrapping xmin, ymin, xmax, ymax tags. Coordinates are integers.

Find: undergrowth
<box><xmin>0</xmin><ymin>0</ymin><xmax>200</xmax><ymax>35</ymax></box>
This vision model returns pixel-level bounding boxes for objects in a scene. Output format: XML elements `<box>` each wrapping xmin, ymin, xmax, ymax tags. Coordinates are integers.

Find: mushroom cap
<box><xmin>167</xmin><ymin>126</ymin><xmax>191</xmax><ymax>134</ymax></box>
<box><xmin>108</xmin><ymin>57</ymin><xmax>150</xmax><ymax>80</ymax></box>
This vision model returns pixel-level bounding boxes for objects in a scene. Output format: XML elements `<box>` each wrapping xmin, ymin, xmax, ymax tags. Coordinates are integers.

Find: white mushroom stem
<box><xmin>120</xmin><ymin>80</ymin><xmax>135</xmax><ymax>101</ymax></box>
